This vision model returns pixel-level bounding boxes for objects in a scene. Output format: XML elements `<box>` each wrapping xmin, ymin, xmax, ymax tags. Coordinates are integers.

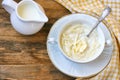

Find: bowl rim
<box><xmin>57</xmin><ymin>13</ymin><xmax>105</xmax><ymax>63</ymax></box>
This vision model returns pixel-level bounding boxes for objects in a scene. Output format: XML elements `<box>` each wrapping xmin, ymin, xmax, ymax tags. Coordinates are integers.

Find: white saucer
<box><xmin>47</xmin><ymin>14</ymin><xmax>113</xmax><ymax>78</ymax></box>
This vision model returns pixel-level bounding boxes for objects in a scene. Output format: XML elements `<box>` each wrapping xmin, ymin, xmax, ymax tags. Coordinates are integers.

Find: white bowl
<box><xmin>57</xmin><ymin>14</ymin><xmax>105</xmax><ymax>63</ymax></box>
<box><xmin>47</xmin><ymin>13</ymin><xmax>113</xmax><ymax>77</ymax></box>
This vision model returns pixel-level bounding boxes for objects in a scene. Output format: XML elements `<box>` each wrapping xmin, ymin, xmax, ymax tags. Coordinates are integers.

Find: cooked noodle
<box><xmin>60</xmin><ymin>24</ymin><xmax>100</xmax><ymax>61</ymax></box>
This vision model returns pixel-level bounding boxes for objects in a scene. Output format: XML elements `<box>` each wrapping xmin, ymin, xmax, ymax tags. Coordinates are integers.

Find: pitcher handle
<box><xmin>2</xmin><ymin>0</ymin><xmax>17</xmax><ymax>14</ymax></box>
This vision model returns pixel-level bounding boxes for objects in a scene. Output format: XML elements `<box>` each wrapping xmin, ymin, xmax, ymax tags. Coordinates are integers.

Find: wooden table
<box><xmin>0</xmin><ymin>0</ymin><xmax>75</xmax><ymax>80</ymax></box>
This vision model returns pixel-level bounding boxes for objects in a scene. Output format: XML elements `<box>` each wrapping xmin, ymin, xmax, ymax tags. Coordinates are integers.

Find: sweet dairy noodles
<box><xmin>17</xmin><ymin>2</ymin><xmax>41</xmax><ymax>21</ymax></box>
<box><xmin>60</xmin><ymin>24</ymin><xmax>100</xmax><ymax>62</ymax></box>
<box><xmin>60</xmin><ymin>24</ymin><xmax>100</xmax><ymax>61</ymax></box>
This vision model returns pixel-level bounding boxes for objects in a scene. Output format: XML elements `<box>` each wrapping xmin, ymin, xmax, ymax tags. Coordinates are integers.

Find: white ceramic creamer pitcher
<box><xmin>2</xmin><ymin>0</ymin><xmax>48</xmax><ymax>35</ymax></box>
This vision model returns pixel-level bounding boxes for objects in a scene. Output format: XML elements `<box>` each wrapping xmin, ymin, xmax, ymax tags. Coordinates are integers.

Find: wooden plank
<box><xmin>0</xmin><ymin>65</ymin><xmax>74</xmax><ymax>80</ymax></box>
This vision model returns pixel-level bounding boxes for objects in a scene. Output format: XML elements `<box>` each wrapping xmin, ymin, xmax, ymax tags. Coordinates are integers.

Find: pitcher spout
<box><xmin>38</xmin><ymin>13</ymin><xmax>48</xmax><ymax>22</ymax></box>
<box><xmin>35</xmin><ymin>9</ymin><xmax>48</xmax><ymax>22</ymax></box>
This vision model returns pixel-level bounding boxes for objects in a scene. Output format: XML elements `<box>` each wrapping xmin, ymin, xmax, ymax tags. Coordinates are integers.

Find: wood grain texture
<box><xmin>0</xmin><ymin>0</ymin><xmax>74</xmax><ymax>80</ymax></box>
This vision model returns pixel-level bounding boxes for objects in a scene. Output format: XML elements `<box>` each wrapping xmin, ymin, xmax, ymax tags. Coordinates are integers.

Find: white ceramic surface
<box><xmin>47</xmin><ymin>14</ymin><xmax>113</xmax><ymax>78</ymax></box>
<box><xmin>56</xmin><ymin>14</ymin><xmax>105</xmax><ymax>63</ymax></box>
<box><xmin>2</xmin><ymin>0</ymin><xmax>48</xmax><ymax>35</ymax></box>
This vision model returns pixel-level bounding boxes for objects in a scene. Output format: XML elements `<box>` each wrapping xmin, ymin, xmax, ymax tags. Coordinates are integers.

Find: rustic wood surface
<box><xmin>0</xmin><ymin>0</ymin><xmax>75</xmax><ymax>80</ymax></box>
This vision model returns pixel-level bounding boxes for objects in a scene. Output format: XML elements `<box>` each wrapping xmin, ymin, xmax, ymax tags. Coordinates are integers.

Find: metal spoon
<box><xmin>87</xmin><ymin>7</ymin><xmax>111</xmax><ymax>37</ymax></box>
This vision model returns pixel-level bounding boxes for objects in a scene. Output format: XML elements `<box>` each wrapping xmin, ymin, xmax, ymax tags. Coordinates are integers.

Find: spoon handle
<box><xmin>87</xmin><ymin>7</ymin><xmax>111</xmax><ymax>37</ymax></box>
<box><xmin>99</xmin><ymin>6</ymin><xmax>111</xmax><ymax>22</ymax></box>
